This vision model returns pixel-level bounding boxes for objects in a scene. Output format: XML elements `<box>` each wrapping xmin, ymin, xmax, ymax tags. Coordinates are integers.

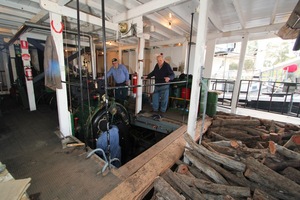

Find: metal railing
<box><xmin>209</xmin><ymin>78</ymin><xmax>300</xmax><ymax>117</ymax></box>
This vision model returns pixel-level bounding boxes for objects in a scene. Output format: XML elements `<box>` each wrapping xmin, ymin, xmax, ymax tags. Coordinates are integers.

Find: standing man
<box><xmin>106</xmin><ymin>58</ymin><xmax>130</xmax><ymax>103</ymax></box>
<box><xmin>144</xmin><ymin>54</ymin><xmax>175</xmax><ymax>116</ymax></box>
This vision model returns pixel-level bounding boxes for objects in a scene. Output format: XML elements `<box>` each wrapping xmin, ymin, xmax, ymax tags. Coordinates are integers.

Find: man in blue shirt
<box><xmin>106</xmin><ymin>58</ymin><xmax>130</xmax><ymax>102</ymax></box>
<box><xmin>144</xmin><ymin>54</ymin><xmax>175</xmax><ymax>116</ymax></box>
<box><xmin>96</xmin><ymin>119</ymin><xmax>121</xmax><ymax>168</ymax></box>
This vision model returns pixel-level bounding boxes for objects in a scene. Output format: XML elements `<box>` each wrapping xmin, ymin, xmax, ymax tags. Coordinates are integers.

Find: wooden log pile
<box><xmin>150</xmin><ymin>112</ymin><xmax>300</xmax><ymax>200</ymax></box>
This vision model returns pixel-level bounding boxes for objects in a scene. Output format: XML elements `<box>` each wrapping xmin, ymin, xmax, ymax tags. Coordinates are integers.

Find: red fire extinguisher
<box><xmin>133</xmin><ymin>73</ymin><xmax>138</xmax><ymax>94</ymax></box>
<box><xmin>25</xmin><ymin>66</ymin><xmax>33</xmax><ymax>81</ymax></box>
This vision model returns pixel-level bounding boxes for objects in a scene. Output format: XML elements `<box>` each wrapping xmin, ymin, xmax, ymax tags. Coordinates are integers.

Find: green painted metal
<box><xmin>206</xmin><ymin>91</ymin><xmax>218</xmax><ymax>117</ymax></box>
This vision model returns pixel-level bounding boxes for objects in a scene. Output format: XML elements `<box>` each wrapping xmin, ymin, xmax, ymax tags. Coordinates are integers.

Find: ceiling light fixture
<box><xmin>168</xmin><ymin>12</ymin><xmax>173</xmax><ymax>29</ymax></box>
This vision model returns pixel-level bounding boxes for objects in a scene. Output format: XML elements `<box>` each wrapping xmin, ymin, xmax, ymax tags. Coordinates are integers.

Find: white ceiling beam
<box><xmin>207</xmin><ymin>1</ymin><xmax>223</xmax><ymax>31</ymax></box>
<box><xmin>146</xmin><ymin>13</ymin><xmax>183</xmax><ymax>36</ymax></box>
<box><xmin>39</xmin><ymin>0</ymin><xmax>117</xmax><ymax>31</ymax></box>
<box><xmin>168</xmin><ymin>7</ymin><xmax>197</xmax><ymax>32</ymax></box>
<box><xmin>0</xmin><ymin>14</ymin><xmax>28</xmax><ymax>24</ymax></box>
<box><xmin>57</xmin><ymin>0</ymin><xmax>71</xmax><ymax>6</ymax></box>
<box><xmin>112</xmin><ymin>0</ymin><xmax>187</xmax><ymax>23</ymax></box>
<box><xmin>208</xmin><ymin>23</ymin><xmax>285</xmax><ymax>41</ymax></box>
<box><xmin>0</xmin><ymin>6</ymin><xmax>33</xmax><ymax>19</ymax></box>
<box><xmin>270</xmin><ymin>0</ymin><xmax>279</xmax><ymax>25</ymax></box>
<box><xmin>232</xmin><ymin>0</ymin><xmax>245</xmax><ymax>29</ymax></box>
<box><xmin>0</xmin><ymin>27</ymin><xmax>14</xmax><ymax>35</ymax></box>
<box><xmin>30</xmin><ymin>10</ymin><xmax>49</xmax><ymax>23</ymax></box>
<box><xmin>151</xmin><ymin>25</ymin><xmax>173</xmax><ymax>38</ymax></box>
<box><xmin>80</xmin><ymin>0</ymin><xmax>118</xmax><ymax>16</ymax></box>
<box><xmin>112</xmin><ymin>0</ymin><xmax>140</xmax><ymax>9</ymax></box>
<box><xmin>150</xmin><ymin>34</ymin><xmax>166</xmax><ymax>41</ymax></box>
<box><xmin>0</xmin><ymin>20</ymin><xmax>22</xmax><ymax>28</ymax></box>
<box><xmin>0</xmin><ymin>0</ymin><xmax>40</xmax><ymax>14</ymax></box>
<box><xmin>149</xmin><ymin>37</ymin><xmax>186</xmax><ymax>47</ymax></box>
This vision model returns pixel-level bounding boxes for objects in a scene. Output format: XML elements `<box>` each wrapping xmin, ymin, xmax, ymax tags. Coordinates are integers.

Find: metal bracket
<box><xmin>86</xmin><ymin>148</ymin><xmax>120</xmax><ymax>175</ymax></box>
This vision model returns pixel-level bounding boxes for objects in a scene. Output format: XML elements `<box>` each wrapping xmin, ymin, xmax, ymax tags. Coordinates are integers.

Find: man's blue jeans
<box><xmin>115</xmin><ymin>82</ymin><xmax>128</xmax><ymax>102</ymax></box>
<box><xmin>152</xmin><ymin>85</ymin><xmax>170</xmax><ymax>112</ymax></box>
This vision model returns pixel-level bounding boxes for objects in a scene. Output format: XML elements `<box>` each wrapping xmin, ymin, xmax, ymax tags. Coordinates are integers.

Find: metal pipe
<box><xmin>3</xmin><ymin>21</ymin><xmax>92</xmax><ymax>50</ymax></box>
<box><xmin>75</xmin><ymin>0</ymin><xmax>87</xmax><ymax>151</ymax></box>
<box><xmin>101</xmin><ymin>0</ymin><xmax>111</xmax><ymax>169</ymax></box>
<box><xmin>106</xmin><ymin>80</ymin><xmax>187</xmax><ymax>90</ymax></box>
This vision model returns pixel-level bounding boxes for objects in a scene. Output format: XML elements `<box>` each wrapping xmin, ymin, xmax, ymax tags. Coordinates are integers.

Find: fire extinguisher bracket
<box><xmin>25</xmin><ymin>66</ymin><xmax>33</xmax><ymax>81</ymax></box>
<box><xmin>133</xmin><ymin>74</ymin><xmax>138</xmax><ymax>94</ymax></box>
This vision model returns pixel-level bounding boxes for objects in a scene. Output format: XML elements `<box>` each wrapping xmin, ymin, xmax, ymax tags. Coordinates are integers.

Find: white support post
<box><xmin>182</xmin><ymin>40</ymin><xmax>189</xmax><ymax>74</ymax></box>
<box><xmin>9</xmin><ymin>45</ymin><xmax>18</xmax><ymax>83</ymax></box>
<box><xmin>231</xmin><ymin>35</ymin><xmax>249</xmax><ymax>114</ymax></box>
<box><xmin>135</xmin><ymin>36</ymin><xmax>145</xmax><ymax>114</ymax></box>
<box><xmin>187</xmin><ymin>0</ymin><xmax>208</xmax><ymax>140</ymax></box>
<box><xmin>90</xmin><ymin>41</ymin><xmax>97</xmax><ymax>79</ymax></box>
<box><xmin>49</xmin><ymin>12</ymin><xmax>72</xmax><ymax>137</ymax></box>
<box><xmin>1</xmin><ymin>47</ymin><xmax>11</xmax><ymax>91</ymax></box>
<box><xmin>204</xmin><ymin>39</ymin><xmax>216</xmax><ymax>79</ymax></box>
<box><xmin>20</xmin><ymin>34</ymin><xmax>36</xmax><ymax>111</ymax></box>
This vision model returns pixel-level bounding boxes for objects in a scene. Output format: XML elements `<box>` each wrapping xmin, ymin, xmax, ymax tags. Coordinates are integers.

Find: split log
<box><xmin>244</xmin><ymin>168</ymin><xmax>295</xmax><ymax>200</ymax></box>
<box><xmin>209</xmin><ymin>127</ymin><xmax>261</xmax><ymax>142</ymax></box>
<box><xmin>269</xmin><ymin>120</ymin><xmax>276</xmax><ymax>133</ymax></box>
<box><xmin>284</xmin><ymin>123</ymin><xmax>300</xmax><ymax>131</ymax></box>
<box><xmin>281</xmin><ymin>167</ymin><xmax>300</xmax><ymax>184</ymax></box>
<box><xmin>212</xmin><ymin>118</ymin><xmax>260</xmax><ymax>127</ymax></box>
<box><xmin>160</xmin><ymin>173</ymin><xmax>185</xmax><ymax>198</ymax></box>
<box><xmin>279</xmin><ymin>130</ymin><xmax>300</xmax><ymax>140</ymax></box>
<box><xmin>236</xmin><ymin>171</ymin><xmax>294</xmax><ymax>200</ymax></box>
<box><xmin>263</xmin><ymin>159</ymin><xmax>300</xmax><ymax>171</ymax></box>
<box><xmin>210</xmin><ymin>127</ymin><xmax>248</xmax><ymax>135</ymax></box>
<box><xmin>239</xmin><ymin>126</ymin><xmax>270</xmax><ymax>139</ymax></box>
<box><xmin>269</xmin><ymin>132</ymin><xmax>282</xmax><ymax>143</ymax></box>
<box><xmin>176</xmin><ymin>164</ymin><xmax>194</xmax><ymax>178</ymax></box>
<box><xmin>208</xmin><ymin>131</ymin><xmax>230</xmax><ymax>141</ymax></box>
<box><xmin>214</xmin><ymin>115</ymin><xmax>251</xmax><ymax>120</ymax></box>
<box><xmin>244</xmin><ymin>157</ymin><xmax>300</xmax><ymax>198</ymax></box>
<box><xmin>164</xmin><ymin>169</ymin><xmax>205</xmax><ymax>200</ymax></box>
<box><xmin>203</xmin><ymin>141</ymin><xmax>237</xmax><ymax>157</ymax></box>
<box><xmin>270</xmin><ymin>141</ymin><xmax>300</xmax><ymax>160</ymax></box>
<box><xmin>208</xmin><ymin>140</ymin><xmax>243</xmax><ymax>148</ymax></box>
<box><xmin>187</xmin><ymin>164</ymin><xmax>212</xmax><ymax>181</ymax></box>
<box><xmin>185</xmin><ymin>151</ymin><xmax>228</xmax><ymax>184</ymax></box>
<box><xmin>153</xmin><ymin>176</ymin><xmax>185</xmax><ymax>200</ymax></box>
<box><xmin>176</xmin><ymin>173</ymin><xmax>251</xmax><ymax>198</ymax></box>
<box><xmin>202</xmin><ymin>194</ymin><xmax>235</xmax><ymax>200</ymax></box>
<box><xmin>252</xmin><ymin>189</ymin><xmax>277</xmax><ymax>200</ymax></box>
<box><xmin>275</xmin><ymin>121</ymin><xmax>285</xmax><ymax>128</ymax></box>
<box><xmin>284</xmin><ymin>135</ymin><xmax>300</xmax><ymax>149</ymax></box>
<box><xmin>188</xmin><ymin>149</ymin><xmax>254</xmax><ymax>188</ymax></box>
<box><xmin>184</xmin><ymin>133</ymin><xmax>246</xmax><ymax>172</ymax></box>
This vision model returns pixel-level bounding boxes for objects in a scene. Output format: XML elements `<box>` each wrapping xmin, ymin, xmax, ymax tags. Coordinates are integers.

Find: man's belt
<box><xmin>115</xmin><ymin>81</ymin><xmax>126</xmax><ymax>86</ymax></box>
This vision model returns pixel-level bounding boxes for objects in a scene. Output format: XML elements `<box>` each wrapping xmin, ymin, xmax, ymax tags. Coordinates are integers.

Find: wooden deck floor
<box><xmin>0</xmin><ymin>95</ymin><xmax>189</xmax><ymax>199</ymax></box>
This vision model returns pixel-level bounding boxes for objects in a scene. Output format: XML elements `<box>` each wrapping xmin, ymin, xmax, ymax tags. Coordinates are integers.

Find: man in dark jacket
<box><xmin>144</xmin><ymin>54</ymin><xmax>175</xmax><ymax>116</ymax></box>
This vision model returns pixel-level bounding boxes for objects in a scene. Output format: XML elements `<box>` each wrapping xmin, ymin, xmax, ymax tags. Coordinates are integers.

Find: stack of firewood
<box><xmin>151</xmin><ymin>112</ymin><xmax>300</xmax><ymax>200</ymax></box>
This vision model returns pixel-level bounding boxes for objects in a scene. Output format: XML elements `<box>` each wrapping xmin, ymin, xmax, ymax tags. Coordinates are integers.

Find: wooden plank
<box><xmin>102</xmin><ymin>133</ymin><xmax>186</xmax><ymax>200</ymax></box>
<box><xmin>115</xmin><ymin>124</ymin><xmax>187</xmax><ymax>180</ymax></box>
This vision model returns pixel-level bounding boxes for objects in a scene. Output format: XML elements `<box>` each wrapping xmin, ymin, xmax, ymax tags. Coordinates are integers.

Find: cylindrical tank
<box><xmin>206</xmin><ymin>91</ymin><xmax>219</xmax><ymax>117</ymax></box>
<box><xmin>181</xmin><ymin>87</ymin><xmax>191</xmax><ymax>99</ymax></box>
<box><xmin>199</xmin><ymin>79</ymin><xmax>208</xmax><ymax>114</ymax></box>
